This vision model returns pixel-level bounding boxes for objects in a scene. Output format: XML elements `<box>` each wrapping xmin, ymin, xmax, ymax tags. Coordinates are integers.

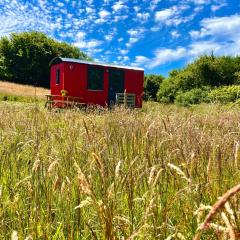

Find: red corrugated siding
<box><xmin>50</xmin><ymin>62</ymin><xmax>144</xmax><ymax>107</ymax></box>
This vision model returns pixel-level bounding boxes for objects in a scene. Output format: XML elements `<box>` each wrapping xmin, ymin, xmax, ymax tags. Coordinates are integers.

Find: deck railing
<box><xmin>116</xmin><ymin>92</ymin><xmax>136</xmax><ymax>107</ymax></box>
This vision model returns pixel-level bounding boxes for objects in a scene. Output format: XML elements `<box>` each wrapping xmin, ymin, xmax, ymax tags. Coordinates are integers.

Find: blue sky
<box><xmin>0</xmin><ymin>0</ymin><xmax>239</xmax><ymax>76</ymax></box>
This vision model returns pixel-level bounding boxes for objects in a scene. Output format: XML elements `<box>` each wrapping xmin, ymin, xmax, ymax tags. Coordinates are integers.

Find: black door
<box><xmin>108</xmin><ymin>69</ymin><xmax>125</xmax><ymax>105</ymax></box>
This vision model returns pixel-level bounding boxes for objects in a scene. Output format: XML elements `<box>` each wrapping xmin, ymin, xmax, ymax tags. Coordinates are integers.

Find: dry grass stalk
<box><xmin>225</xmin><ymin>202</ymin><xmax>236</xmax><ymax>226</ymax></box>
<box><xmin>15</xmin><ymin>175</ymin><xmax>32</xmax><ymax>188</ymax></box>
<box><xmin>221</xmin><ymin>212</ymin><xmax>236</xmax><ymax>240</ymax></box>
<box><xmin>234</xmin><ymin>141</ymin><xmax>240</xmax><ymax>168</ymax></box>
<box><xmin>24</xmin><ymin>236</ymin><xmax>33</xmax><ymax>240</ymax></box>
<box><xmin>115</xmin><ymin>161</ymin><xmax>121</xmax><ymax>179</ymax></box>
<box><xmin>165</xmin><ymin>232</ymin><xmax>186</xmax><ymax>240</ymax></box>
<box><xmin>167</xmin><ymin>163</ymin><xmax>191</xmax><ymax>184</ymax></box>
<box><xmin>75</xmin><ymin>197</ymin><xmax>93</xmax><ymax>209</ymax></box>
<box><xmin>194</xmin><ymin>204</ymin><xmax>212</xmax><ymax>224</ymax></box>
<box><xmin>193</xmin><ymin>184</ymin><xmax>240</xmax><ymax>240</ymax></box>
<box><xmin>74</xmin><ymin>162</ymin><xmax>93</xmax><ymax>196</ymax></box>
<box><xmin>148</xmin><ymin>166</ymin><xmax>157</xmax><ymax>185</ymax></box>
<box><xmin>92</xmin><ymin>153</ymin><xmax>103</xmax><ymax>171</ymax></box>
<box><xmin>53</xmin><ymin>175</ymin><xmax>61</xmax><ymax>191</ymax></box>
<box><xmin>208</xmin><ymin>223</ymin><xmax>228</xmax><ymax>233</ymax></box>
<box><xmin>126</xmin><ymin>225</ymin><xmax>147</xmax><ymax>240</ymax></box>
<box><xmin>207</xmin><ymin>156</ymin><xmax>212</xmax><ymax>183</ymax></box>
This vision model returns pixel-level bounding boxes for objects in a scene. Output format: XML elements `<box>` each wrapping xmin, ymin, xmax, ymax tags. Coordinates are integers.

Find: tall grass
<box><xmin>0</xmin><ymin>102</ymin><xmax>240</xmax><ymax>239</ymax></box>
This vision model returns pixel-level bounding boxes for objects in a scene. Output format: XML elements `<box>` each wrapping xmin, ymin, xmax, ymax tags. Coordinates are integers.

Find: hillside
<box><xmin>0</xmin><ymin>80</ymin><xmax>49</xmax><ymax>99</ymax></box>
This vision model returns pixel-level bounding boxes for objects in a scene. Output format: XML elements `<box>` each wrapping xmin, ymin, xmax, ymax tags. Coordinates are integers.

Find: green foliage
<box><xmin>0</xmin><ymin>92</ymin><xmax>42</xmax><ymax>103</ymax></box>
<box><xmin>157</xmin><ymin>77</ymin><xmax>180</xmax><ymax>103</ymax></box>
<box><xmin>144</xmin><ymin>74</ymin><xmax>164</xmax><ymax>101</ymax></box>
<box><xmin>175</xmin><ymin>88</ymin><xmax>209</xmax><ymax>106</ymax></box>
<box><xmin>157</xmin><ymin>55</ymin><xmax>240</xmax><ymax>104</ymax></box>
<box><xmin>0</xmin><ymin>31</ymin><xmax>91</xmax><ymax>88</ymax></box>
<box><xmin>208</xmin><ymin>85</ymin><xmax>240</xmax><ymax>103</ymax></box>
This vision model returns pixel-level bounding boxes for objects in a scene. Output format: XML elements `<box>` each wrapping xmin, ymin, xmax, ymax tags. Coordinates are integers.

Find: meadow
<box><xmin>0</xmin><ymin>101</ymin><xmax>240</xmax><ymax>239</ymax></box>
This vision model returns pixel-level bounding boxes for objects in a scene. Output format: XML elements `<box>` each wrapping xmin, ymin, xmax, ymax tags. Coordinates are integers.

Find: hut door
<box><xmin>108</xmin><ymin>69</ymin><xmax>124</xmax><ymax>105</ymax></box>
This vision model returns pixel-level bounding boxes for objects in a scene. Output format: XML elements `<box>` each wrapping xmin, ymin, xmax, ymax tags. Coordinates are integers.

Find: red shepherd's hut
<box><xmin>48</xmin><ymin>57</ymin><xmax>144</xmax><ymax>108</ymax></box>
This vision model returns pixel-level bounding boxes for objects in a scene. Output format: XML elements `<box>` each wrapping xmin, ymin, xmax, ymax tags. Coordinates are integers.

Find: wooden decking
<box><xmin>45</xmin><ymin>92</ymin><xmax>137</xmax><ymax>109</ymax></box>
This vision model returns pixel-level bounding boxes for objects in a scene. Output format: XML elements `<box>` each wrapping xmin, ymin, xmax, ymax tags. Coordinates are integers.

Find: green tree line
<box><xmin>145</xmin><ymin>54</ymin><xmax>240</xmax><ymax>106</ymax></box>
<box><xmin>0</xmin><ymin>31</ymin><xmax>91</xmax><ymax>88</ymax></box>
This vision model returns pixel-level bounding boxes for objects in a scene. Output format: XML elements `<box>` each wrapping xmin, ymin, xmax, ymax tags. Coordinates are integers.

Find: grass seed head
<box><xmin>32</xmin><ymin>159</ymin><xmax>41</xmax><ymax>172</ymax></box>
<box><xmin>115</xmin><ymin>161</ymin><xmax>121</xmax><ymax>179</ymax></box>
<box><xmin>11</xmin><ymin>231</ymin><xmax>18</xmax><ymax>240</ymax></box>
<box><xmin>47</xmin><ymin>160</ymin><xmax>58</xmax><ymax>175</ymax></box>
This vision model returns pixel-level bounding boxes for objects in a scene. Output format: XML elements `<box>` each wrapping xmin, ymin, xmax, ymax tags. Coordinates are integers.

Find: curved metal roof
<box><xmin>49</xmin><ymin>57</ymin><xmax>144</xmax><ymax>71</ymax></box>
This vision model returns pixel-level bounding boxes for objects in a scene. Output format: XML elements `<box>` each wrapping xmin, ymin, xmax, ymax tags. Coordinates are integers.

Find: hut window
<box><xmin>87</xmin><ymin>66</ymin><xmax>104</xmax><ymax>90</ymax></box>
<box><xmin>56</xmin><ymin>69</ymin><xmax>60</xmax><ymax>85</ymax></box>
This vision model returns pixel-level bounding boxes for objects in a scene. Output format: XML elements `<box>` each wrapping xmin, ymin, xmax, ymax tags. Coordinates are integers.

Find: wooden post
<box><xmin>124</xmin><ymin>89</ymin><xmax>127</xmax><ymax>108</ymax></box>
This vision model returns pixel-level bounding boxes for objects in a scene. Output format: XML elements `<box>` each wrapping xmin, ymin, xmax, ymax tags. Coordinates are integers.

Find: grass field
<box><xmin>0</xmin><ymin>101</ymin><xmax>240</xmax><ymax>239</ymax></box>
<box><xmin>0</xmin><ymin>81</ymin><xmax>49</xmax><ymax>103</ymax></box>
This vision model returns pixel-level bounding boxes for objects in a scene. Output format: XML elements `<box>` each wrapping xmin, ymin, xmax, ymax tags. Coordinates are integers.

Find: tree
<box><xmin>0</xmin><ymin>31</ymin><xmax>91</xmax><ymax>88</ymax></box>
<box><xmin>157</xmin><ymin>55</ymin><xmax>240</xmax><ymax>103</ymax></box>
<box><xmin>144</xmin><ymin>74</ymin><xmax>164</xmax><ymax>101</ymax></box>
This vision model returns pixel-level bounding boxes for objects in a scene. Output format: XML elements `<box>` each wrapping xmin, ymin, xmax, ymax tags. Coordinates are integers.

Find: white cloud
<box><xmin>188</xmin><ymin>41</ymin><xmax>221</xmax><ymax>56</ymax></box>
<box><xmin>86</xmin><ymin>7</ymin><xmax>95</xmax><ymax>14</ymax></box>
<box><xmin>126</xmin><ymin>38</ymin><xmax>138</xmax><ymax>48</ymax></box>
<box><xmin>127</xmin><ymin>28</ymin><xmax>145</xmax><ymax>37</ymax></box>
<box><xmin>136</xmin><ymin>12</ymin><xmax>150</xmax><ymax>22</ymax></box>
<box><xmin>99</xmin><ymin>9</ymin><xmax>110</xmax><ymax>19</ymax></box>
<box><xmin>171</xmin><ymin>30</ymin><xmax>181</xmax><ymax>38</ymax></box>
<box><xmin>76</xmin><ymin>31</ymin><xmax>86</xmax><ymax>40</ymax></box>
<box><xmin>186</xmin><ymin>0</ymin><xmax>211</xmax><ymax>4</ymax></box>
<box><xmin>155</xmin><ymin>8</ymin><xmax>175</xmax><ymax>22</ymax></box>
<box><xmin>132</xmin><ymin>56</ymin><xmax>150</xmax><ymax>66</ymax></box>
<box><xmin>105</xmin><ymin>33</ymin><xmax>114</xmax><ymax>41</ymax></box>
<box><xmin>149</xmin><ymin>47</ymin><xmax>187</xmax><ymax>68</ymax></box>
<box><xmin>149</xmin><ymin>0</ymin><xmax>162</xmax><ymax>11</ymax></box>
<box><xmin>96</xmin><ymin>9</ymin><xmax>111</xmax><ymax>24</ymax></box>
<box><xmin>155</xmin><ymin>5</ymin><xmax>190</xmax><ymax>25</ymax></box>
<box><xmin>190</xmin><ymin>15</ymin><xmax>240</xmax><ymax>40</ymax></box>
<box><xmin>126</xmin><ymin>28</ymin><xmax>146</xmax><ymax>48</ymax></box>
<box><xmin>211</xmin><ymin>1</ymin><xmax>227</xmax><ymax>12</ymax></box>
<box><xmin>74</xmin><ymin>31</ymin><xmax>102</xmax><ymax>50</ymax></box>
<box><xmin>134</xmin><ymin>6</ymin><xmax>140</xmax><ymax>12</ymax></box>
<box><xmin>112</xmin><ymin>1</ymin><xmax>128</xmax><ymax>12</ymax></box>
<box><xmin>113</xmin><ymin>15</ymin><xmax>128</xmax><ymax>22</ymax></box>
<box><xmin>151</xmin><ymin>26</ymin><xmax>160</xmax><ymax>32</ymax></box>
<box><xmin>120</xmin><ymin>49</ymin><xmax>129</xmax><ymax>55</ymax></box>
<box><xmin>74</xmin><ymin>39</ymin><xmax>102</xmax><ymax>49</ymax></box>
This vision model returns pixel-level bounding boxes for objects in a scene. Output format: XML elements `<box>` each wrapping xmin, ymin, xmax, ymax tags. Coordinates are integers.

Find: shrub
<box><xmin>157</xmin><ymin>55</ymin><xmax>240</xmax><ymax>103</ymax></box>
<box><xmin>208</xmin><ymin>85</ymin><xmax>240</xmax><ymax>103</ymax></box>
<box><xmin>175</xmin><ymin>88</ymin><xmax>209</xmax><ymax>106</ymax></box>
<box><xmin>157</xmin><ymin>77</ymin><xmax>180</xmax><ymax>103</ymax></box>
<box><xmin>144</xmin><ymin>74</ymin><xmax>164</xmax><ymax>101</ymax></box>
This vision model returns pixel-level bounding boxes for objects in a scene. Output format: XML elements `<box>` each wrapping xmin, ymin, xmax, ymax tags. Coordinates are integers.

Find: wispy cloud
<box><xmin>0</xmin><ymin>0</ymin><xmax>238</xmax><ymax>73</ymax></box>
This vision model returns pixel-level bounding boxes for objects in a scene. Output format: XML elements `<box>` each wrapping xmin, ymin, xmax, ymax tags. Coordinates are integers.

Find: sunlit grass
<box><xmin>0</xmin><ymin>102</ymin><xmax>240</xmax><ymax>239</ymax></box>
